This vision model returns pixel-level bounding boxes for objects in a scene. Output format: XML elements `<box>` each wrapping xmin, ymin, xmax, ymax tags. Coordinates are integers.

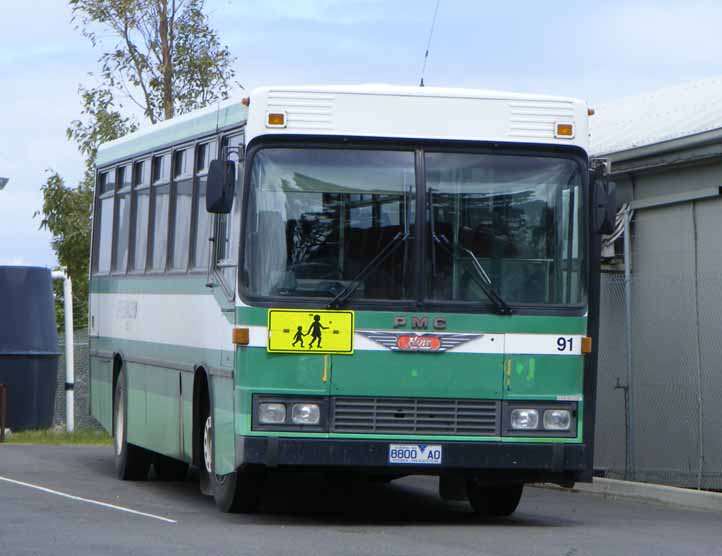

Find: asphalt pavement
<box><xmin>0</xmin><ymin>445</ymin><xmax>720</xmax><ymax>556</ymax></box>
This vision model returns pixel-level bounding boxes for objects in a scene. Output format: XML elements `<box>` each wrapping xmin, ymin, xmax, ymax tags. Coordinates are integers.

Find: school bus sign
<box><xmin>267</xmin><ymin>309</ymin><xmax>355</xmax><ymax>354</ymax></box>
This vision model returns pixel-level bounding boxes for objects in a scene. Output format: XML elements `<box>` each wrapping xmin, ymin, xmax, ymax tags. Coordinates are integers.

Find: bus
<box><xmin>89</xmin><ymin>84</ymin><xmax>614</xmax><ymax>516</ymax></box>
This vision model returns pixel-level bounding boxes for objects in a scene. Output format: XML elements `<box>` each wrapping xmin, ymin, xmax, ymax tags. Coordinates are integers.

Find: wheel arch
<box><xmin>111</xmin><ymin>351</ymin><xmax>126</xmax><ymax>435</ymax></box>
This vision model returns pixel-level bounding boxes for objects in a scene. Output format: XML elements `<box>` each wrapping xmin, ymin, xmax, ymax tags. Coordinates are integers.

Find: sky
<box><xmin>2</xmin><ymin>0</ymin><xmax>722</xmax><ymax>268</ymax></box>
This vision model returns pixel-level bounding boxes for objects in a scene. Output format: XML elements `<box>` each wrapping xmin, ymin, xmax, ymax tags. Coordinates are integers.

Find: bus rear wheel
<box><xmin>466</xmin><ymin>479</ymin><xmax>523</xmax><ymax>517</ymax></box>
<box><xmin>113</xmin><ymin>369</ymin><xmax>151</xmax><ymax>480</ymax></box>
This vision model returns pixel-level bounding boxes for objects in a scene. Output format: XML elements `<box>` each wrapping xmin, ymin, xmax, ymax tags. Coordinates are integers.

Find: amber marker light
<box><xmin>581</xmin><ymin>336</ymin><xmax>592</xmax><ymax>354</ymax></box>
<box><xmin>555</xmin><ymin>122</ymin><xmax>575</xmax><ymax>138</ymax></box>
<box><xmin>233</xmin><ymin>327</ymin><xmax>250</xmax><ymax>346</ymax></box>
<box><xmin>266</xmin><ymin>112</ymin><xmax>287</xmax><ymax>127</ymax></box>
<box><xmin>241</xmin><ymin>97</ymin><xmax>250</xmax><ymax>106</ymax></box>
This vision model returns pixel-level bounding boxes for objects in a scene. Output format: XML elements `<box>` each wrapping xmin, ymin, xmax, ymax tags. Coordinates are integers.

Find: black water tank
<box><xmin>0</xmin><ymin>266</ymin><xmax>60</xmax><ymax>430</ymax></box>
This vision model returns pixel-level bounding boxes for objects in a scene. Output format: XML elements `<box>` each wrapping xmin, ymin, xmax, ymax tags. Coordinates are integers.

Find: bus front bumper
<box><xmin>236</xmin><ymin>436</ymin><xmax>589</xmax><ymax>474</ymax></box>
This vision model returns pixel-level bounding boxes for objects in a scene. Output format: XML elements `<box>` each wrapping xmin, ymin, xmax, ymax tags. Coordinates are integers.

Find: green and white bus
<box><xmin>90</xmin><ymin>85</ymin><xmax>614</xmax><ymax>515</ymax></box>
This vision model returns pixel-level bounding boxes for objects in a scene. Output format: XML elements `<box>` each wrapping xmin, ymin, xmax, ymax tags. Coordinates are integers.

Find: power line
<box><xmin>419</xmin><ymin>0</ymin><xmax>441</xmax><ymax>87</ymax></box>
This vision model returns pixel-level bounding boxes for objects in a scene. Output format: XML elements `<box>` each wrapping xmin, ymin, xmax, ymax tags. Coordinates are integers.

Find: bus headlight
<box><xmin>291</xmin><ymin>403</ymin><xmax>320</xmax><ymax>425</ymax></box>
<box><xmin>543</xmin><ymin>409</ymin><xmax>571</xmax><ymax>431</ymax></box>
<box><xmin>258</xmin><ymin>402</ymin><xmax>286</xmax><ymax>424</ymax></box>
<box><xmin>510</xmin><ymin>408</ymin><xmax>539</xmax><ymax>430</ymax></box>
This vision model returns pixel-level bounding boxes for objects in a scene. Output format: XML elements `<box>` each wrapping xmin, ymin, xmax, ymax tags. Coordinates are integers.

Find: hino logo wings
<box><xmin>356</xmin><ymin>330</ymin><xmax>481</xmax><ymax>353</ymax></box>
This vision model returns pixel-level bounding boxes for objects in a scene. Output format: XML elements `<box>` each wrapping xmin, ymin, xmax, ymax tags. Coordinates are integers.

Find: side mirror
<box><xmin>206</xmin><ymin>159</ymin><xmax>236</xmax><ymax>213</ymax></box>
<box><xmin>593</xmin><ymin>176</ymin><xmax>616</xmax><ymax>235</ymax></box>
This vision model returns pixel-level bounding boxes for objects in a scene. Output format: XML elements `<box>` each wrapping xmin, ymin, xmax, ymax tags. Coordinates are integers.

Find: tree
<box><xmin>69</xmin><ymin>0</ymin><xmax>237</xmax><ymax>122</ymax></box>
<box><xmin>38</xmin><ymin>0</ymin><xmax>236</xmax><ymax>329</ymax></box>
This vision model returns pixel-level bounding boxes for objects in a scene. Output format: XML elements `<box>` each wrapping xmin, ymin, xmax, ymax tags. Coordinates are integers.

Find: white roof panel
<box><xmin>590</xmin><ymin>75</ymin><xmax>722</xmax><ymax>156</ymax></box>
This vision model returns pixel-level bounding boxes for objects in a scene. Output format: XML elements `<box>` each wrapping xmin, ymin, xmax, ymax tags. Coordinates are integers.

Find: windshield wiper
<box><xmin>327</xmin><ymin>231</ymin><xmax>409</xmax><ymax>309</ymax></box>
<box><xmin>432</xmin><ymin>233</ymin><xmax>513</xmax><ymax>315</ymax></box>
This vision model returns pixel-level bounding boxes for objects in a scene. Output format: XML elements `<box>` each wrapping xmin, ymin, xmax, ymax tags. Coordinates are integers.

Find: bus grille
<box><xmin>331</xmin><ymin>397</ymin><xmax>500</xmax><ymax>436</ymax></box>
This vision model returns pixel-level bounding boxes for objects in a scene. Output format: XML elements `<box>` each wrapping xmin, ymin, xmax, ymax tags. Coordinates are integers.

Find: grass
<box><xmin>4</xmin><ymin>428</ymin><xmax>112</xmax><ymax>445</ymax></box>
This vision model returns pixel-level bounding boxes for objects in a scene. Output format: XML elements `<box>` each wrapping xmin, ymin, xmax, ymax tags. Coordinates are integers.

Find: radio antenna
<box><xmin>419</xmin><ymin>0</ymin><xmax>441</xmax><ymax>87</ymax></box>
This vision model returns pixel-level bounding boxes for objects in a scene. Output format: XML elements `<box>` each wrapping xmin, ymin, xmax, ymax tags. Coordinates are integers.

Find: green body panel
<box><xmin>329</xmin><ymin>352</ymin><xmax>503</xmax><ymax>399</ymax></box>
<box><xmin>503</xmin><ymin>354</ymin><xmax>583</xmax><ymax>399</ymax></box>
<box><xmin>90</xmin><ymin>355</ymin><xmax>113</xmax><ymax>431</ymax></box>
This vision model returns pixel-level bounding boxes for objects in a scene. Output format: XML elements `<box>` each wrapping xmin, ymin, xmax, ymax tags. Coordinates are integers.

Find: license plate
<box><xmin>388</xmin><ymin>444</ymin><xmax>442</xmax><ymax>465</ymax></box>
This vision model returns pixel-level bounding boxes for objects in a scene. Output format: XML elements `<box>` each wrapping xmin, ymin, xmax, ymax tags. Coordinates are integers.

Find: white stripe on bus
<box><xmin>90</xmin><ymin>293</ymin><xmax>584</xmax><ymax>355</ymax></box>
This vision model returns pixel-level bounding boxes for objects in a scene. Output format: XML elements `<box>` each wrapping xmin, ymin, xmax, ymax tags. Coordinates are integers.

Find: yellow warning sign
<box><xmin>267</xmin><ymin>309</ymin><xmax>354</xmax><ymax>354</ymax></box>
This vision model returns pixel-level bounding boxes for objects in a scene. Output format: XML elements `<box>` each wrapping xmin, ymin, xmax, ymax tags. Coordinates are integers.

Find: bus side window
<box><xmin>150</xmin><ymin>153</ymin><xmax>171</xmax><ymax>272</ymax></box>
<box><xmin>113</xmin><ymin>164</ymin><xmax>132</xmax><ymax>273</ymax></box>
<box><xmin>214</xmin><ymin>134</ymin><xmax>243</xmax><ymax>293</ymax></box>
<box><xmin>95</xmin><ymin>169</ymin><xmax>115</xmax><ymax>274</ymax></box>
<box><xmin>192</xmin><ymin>141</ymin><xmax>216</xmax><ymax>270</ymax></box>
<box><xmin>131</xmin><ymin>160</ymin><xmax>150</xmax><ymax>272</ymax></box>
<box><xmin>171</xmin><ymin>147</ymin><xmax>193</xmax><ymax>271</ymax></box>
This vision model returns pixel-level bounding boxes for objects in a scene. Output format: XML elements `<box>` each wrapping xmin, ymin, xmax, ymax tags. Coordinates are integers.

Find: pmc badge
<box><xmin>357</xmin><ymin>331</ymin><xmax>480</xmax><ymax>353</ymax></box>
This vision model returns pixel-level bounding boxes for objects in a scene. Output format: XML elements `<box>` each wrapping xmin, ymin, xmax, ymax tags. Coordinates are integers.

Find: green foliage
<box><xmin>69</xmin><ymin>0</ymin><xmax>237</xmax><ymax>122</ymax></box>
<box><xmin>37</xmin><ymin>0</ymin><xmax>236</xmax><ymax>330</ymax></box>
<box><xmin>36</xmin><ymin>172</ymin><xmax>93</xmax><ymax>329</ymax></box>
<box><xmin>67</xmin><ymin>86</ymin><xmax>138</xmax><ymax>171</ymax></box>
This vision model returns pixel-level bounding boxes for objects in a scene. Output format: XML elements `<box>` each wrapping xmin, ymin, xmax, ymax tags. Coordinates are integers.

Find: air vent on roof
<box><xmin>508</xmin><ymin>100</ymin><xmax>576</xmax><ymax>139</ymax></box>
<box><xmin>267</xmin><ymin>91</ymin><xmax>335</xmax><ymax>130</ymax></box>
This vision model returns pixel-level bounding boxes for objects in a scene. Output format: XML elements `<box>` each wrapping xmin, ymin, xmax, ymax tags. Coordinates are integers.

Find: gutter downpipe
<box><xmin>51</xmin><ymin>270</ymin><xmax>74</xmax><ymax>433</ymax></box>
<box><xmin>623</xmin><ymin>205</ymin><xmax>634</xmax><ymax>481</ymax></box>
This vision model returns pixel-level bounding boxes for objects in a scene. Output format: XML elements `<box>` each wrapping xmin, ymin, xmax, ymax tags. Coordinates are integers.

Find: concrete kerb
<box><xmin>534</xmin><ymin>478</ymin><xmax>722</xmax><ymax>514</ymax></box>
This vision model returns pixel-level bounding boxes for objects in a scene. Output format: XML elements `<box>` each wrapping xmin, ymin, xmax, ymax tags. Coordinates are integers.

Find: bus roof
<box><xmin>97</xmin><ymin>84</ymin><xmax>589</xmax><ymax>167</ymax></box>
<box><xmin>96</xmin><ymin>98</ymin><xmax>248</xmax><ymax>167</ymax></box>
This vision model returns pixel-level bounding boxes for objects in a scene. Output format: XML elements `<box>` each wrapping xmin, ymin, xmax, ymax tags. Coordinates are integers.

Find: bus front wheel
<box><xmin>113</xmin><ymin>369</ymin><xmax>151</xmax><ymax>480</ymax></box>
<box><xmin>466</xmin><ymin>479</ymin><xmax>523</xmax><ymax>517</ymax></box>
<box><xmin>200</xmin><ymin>404</ymin><xmax>263</xmax><ymax>513</ymax></box>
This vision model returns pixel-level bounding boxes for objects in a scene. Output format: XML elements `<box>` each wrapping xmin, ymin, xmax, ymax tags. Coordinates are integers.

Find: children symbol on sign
<box><xmin>306</xmin><ymin>314</ymin><xmax>328</xmax><ymax>349</ymax></box>
<box><xmin>291</xmin><ymin>326</ymin><xmax>306</xmax><ymax>347</ymax></box>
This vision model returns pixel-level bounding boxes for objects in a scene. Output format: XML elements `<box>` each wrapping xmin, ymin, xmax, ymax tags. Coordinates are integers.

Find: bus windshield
<box><xmin>242</xmin><ymin>148</ymin><xmax>417</xmax><ymax>301</ymax></box>
<box><xmin>426</xmin><ymin>152</ymin><xmax>585</xmax><ymax>306</ymax></box>
<box><xmin>241</xmin><ymin>146</ymin><xmax>586</xmax><ymax>308</ymax></box>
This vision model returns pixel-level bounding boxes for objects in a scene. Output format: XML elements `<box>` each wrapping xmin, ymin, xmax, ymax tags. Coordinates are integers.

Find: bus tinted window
<box><xmin>114</xmin><ymin>191</ymin><xmax>130</xmax><ymax>272</ymax></box>
<box><xmin>193</xmin><ymin>177</ymin><xmax>210</xmax><ymax>269</ymax></box>
<box><xmin>192</xmin><ymin>142</ymin><xmax>216</xmax><ymax>269</ymax></box>
<box><xmin>132</xmin><ymin>188</ymin><xmax>150</xmax><ymax>271</ymax></box>
<box><xmin>152</xmin><ymin>154</ymin><xmax>170</xmax><ymax>183</ymax></box>
<box><xmin>172</xmin><ymin>178</ymin><xmax>193</xmax><ymax>270</ymax></box>
<box><xmin>99</xmin><ymin>170</ymin><xmax>115</xmax><ymax>194</ymax></box>
<box><xmin>151</xmin><ymin>183</ymin><xmax>170</xmax><ymax>270</ymax></box>
<box><xmin>174</xmin><ymin>148</ymin><xmax>191</xmax><ymax>177</ymax></box>
<box><xmin>97</xmin><ymin>195</ymin><xmax>114</xmax><ymax>273</ymax></box>
<box><xmin>133</xmin><ymin>160</ymin><xmax>147</xmax><ymax>187</ymax></box>
<box><xmin>117</xmin><ymin>165</ymin><xmax>131</xmax><ymax>189</ymax></box>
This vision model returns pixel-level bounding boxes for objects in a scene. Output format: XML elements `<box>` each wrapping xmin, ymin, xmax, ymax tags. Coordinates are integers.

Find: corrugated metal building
<box><xmin>591</xmin><ymin>76</ymin><xmax>722</xmax><ymax>489</ymax></box>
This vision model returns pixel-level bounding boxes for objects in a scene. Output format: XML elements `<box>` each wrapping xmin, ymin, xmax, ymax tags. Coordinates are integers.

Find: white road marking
<box><xmin>0</xmin><ymin>475</ymin><xmax>176</xmax><ymax>524</ymax></box>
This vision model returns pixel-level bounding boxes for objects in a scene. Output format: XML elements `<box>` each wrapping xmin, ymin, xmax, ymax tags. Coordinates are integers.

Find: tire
<box><xmin>154</xmin><ymin>454</ymin><xmax>189</xmax><ymax>481</ymax></box>
<box><xmin>199</xmin><ymin>393</ymin><xmax>263</xmax><ymax>512</ymax></box>
<box><xmin>466</xmin><ymin>480</ymin><xmax>523</xmax><ymax>517</ymax></box>
<box><xmin>213</xmin><ymin>469</ymin><xmax>264</xmax><ymax>513</ymax></box>
<box><xmin>113</xmin><ymin>369</ymin><xmax>151</xmax><ymax>480</ymax></box>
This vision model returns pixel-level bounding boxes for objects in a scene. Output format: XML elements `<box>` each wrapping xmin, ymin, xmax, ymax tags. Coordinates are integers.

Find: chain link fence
<box><xmin>53</xmin><ymin>329</ymin><xmax>101</xmax><ymax>431</ymax></box>
<box><xmin>596</xmin><ymin>272</ymin><xmax>722</xmax><ymax>491</ymax></box>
